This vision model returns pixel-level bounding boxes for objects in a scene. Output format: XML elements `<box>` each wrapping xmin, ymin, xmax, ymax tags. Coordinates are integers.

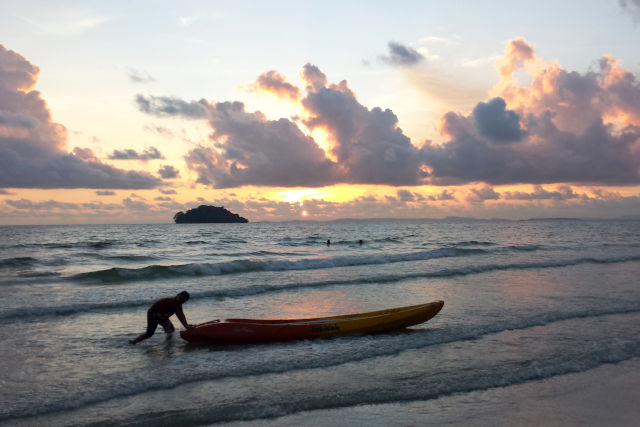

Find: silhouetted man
<box><xmin>129</xmin><ymin>291</ymin><xmax>195</xmax><ymax>344</ymax></box>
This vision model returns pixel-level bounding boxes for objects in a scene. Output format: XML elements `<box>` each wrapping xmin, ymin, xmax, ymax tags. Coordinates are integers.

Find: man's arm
<box><xmin>175</xmin><ymin>305</ymin><xmax>194</xmax><ymax>329</ymax></box>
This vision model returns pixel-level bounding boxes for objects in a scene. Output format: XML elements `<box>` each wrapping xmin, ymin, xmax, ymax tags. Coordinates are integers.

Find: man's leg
<box><xmin>159</xmin><ymin>318</ymin><xmax>175</xmax><ymax>341</ymax></box>
<box><xmin>129</xmin><ymin>312</ymin><xmax>160</xmax><ymax>344</ymax></box>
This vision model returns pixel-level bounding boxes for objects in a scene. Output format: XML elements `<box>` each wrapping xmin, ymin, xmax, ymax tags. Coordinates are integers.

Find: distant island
<box><xmin>173</xmin><ymin>205</ymin><xmax>248</xmax><ymax>223</ymax></box>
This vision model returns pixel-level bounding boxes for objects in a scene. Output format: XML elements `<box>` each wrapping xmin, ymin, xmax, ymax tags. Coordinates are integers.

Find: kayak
<box><xmin>180</xmin><ymin>300</ymin><xmax>444</xmax><ymax>343</ymax></box>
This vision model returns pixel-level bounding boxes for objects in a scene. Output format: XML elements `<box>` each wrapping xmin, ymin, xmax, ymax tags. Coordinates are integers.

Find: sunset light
<box><xmin>2</xmin><ymin>3</ymin><xmax>640</xmax><ymax>426</ymax></box>
<box><xmin>0</xmin><ymin>2</ymin><xmax>638</xmax><ymax>224</ymax></box>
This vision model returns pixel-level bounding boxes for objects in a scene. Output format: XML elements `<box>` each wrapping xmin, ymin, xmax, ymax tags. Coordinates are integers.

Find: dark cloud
<box><xmin>0</xmin><ymin>188</ymin><xmax>14</xmax><ymax>195</ymax></box>
<box><xmin>250</xmin><ymin>70</ymin><xmax>300</xmax><ymax>100</ymax></box>
<box><xmin>135</xmin><ymin>94</ymin><xmax>209</xmax><ymax>119</ymax></box>
<box><xmin>422</xmin><ymin>38</ymin><xmax>640</xmax><ymax>186</ymax></box>
<box><xmin>122</xmin><ymin>197</ymin><xmax>152</xmax><ymax>211</ymax></box>
<box><xmin>157</xmin><ymin>165</ymin><xmax>180</xmax><ymax>179</ymax></box>
<box><xmin>127</xmin><ymin>68</ymin><xmax>155</xmax><ymax>83</ymax></box>
<box><xmin>503</xmin><ymin>185</ymin><xmax>582</xmax><ymax>201</ymax></box>
<box><xmin>139</xmin><ymin>48</ymin><xmax>640</xmax><ymax>189</ymax></box>
<box><xmin>6</xmin><ymin>198</ymin><xmax>79</xmax><ymax>210</ymax></box>
<box><xmin>138</xmin><ymin>65</ymin><xmax>424</xmax><ymax>187</ymax></box>
<box><xmin>95</xmin><ymin>190</ymin><xmax>115</xmax><ymax>196</ymax></box>
<box><xmin>619</xmin><ymin>0</ymin><xmax>640</xmax><ymax>22</ymax></box>
<box><xmin>472</xmin><ymin>97</ymin><xmax>524</xmax><ymax>143</ymax></box>
<box><xmin>108</xmin><ymin>147</ymin><xmax>164</xmax><ymax>161</ymax></box>
<box><xmin>0</xmin><ymin>44</ymin><xmax>162</xmax><ymax>189</ymax></box>
<box><xmin>301</xmin><ymin>75</ymin><xmax>424</xmax><ymax>185</ymax></box>
<box><xmin>159</xmin><ymin>188</ymin><xmax>177</xmax><ymax>195</ymax></box>
<box><xmin>396</xmin><ymin>189</ymin><xmax>425</xmax><ymax>202</ymax></box>
<box><xmin>185</xmin><ymin>101</ymin><xmax>338</xmax><ymax>188</ymax></box>
<box><xmin>380</xmin><ymin>41</ymin><xmax>424</xmax><ymax>67</ymax></box>
<box><xmin>422</xmin><ymin>114</ymin><xmax>640</xmax><ymax>185</ymax></box>
<box><xmin>467</xmin><ymin>186</ymin><xmax>501</xmax><ymax>204</ymax></box>
<box><xmin>427</xmin><ymin>189</ymin><xmax>455</xmax><ymax>201</ymax></box>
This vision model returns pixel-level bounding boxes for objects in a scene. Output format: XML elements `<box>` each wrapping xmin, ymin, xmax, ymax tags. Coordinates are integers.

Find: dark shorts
<box><xmin>144</xmin><ymin>311</ymin><xmax>175</xmax><ymax>338</ymax></box>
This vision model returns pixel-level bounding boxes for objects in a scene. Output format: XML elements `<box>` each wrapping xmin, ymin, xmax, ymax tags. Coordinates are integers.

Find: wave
<box><xmin>5</xmin><ymin>254</ymin><xmax>640</xmax><ymax>322</ymax></box>
<box><xmin>4</xmin><ymin>308</ymin><xmax>640</xmax><ymax>423</ymax></box>
<box><xmin>70</xmin><ymin>248</ymin><xmax>487</xmax><ymax>283</ymax></box>
<box><xmin>0</xmin><ymin>256</ymin><xmax>38</xmax><ymax>269</ymax></box>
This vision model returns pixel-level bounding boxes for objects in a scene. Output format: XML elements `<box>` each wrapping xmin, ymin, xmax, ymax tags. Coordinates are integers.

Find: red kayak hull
<box><xmin>180</xmin><ymin>300</ymin><xmax>444</xmax><ymax>344</ymax></box>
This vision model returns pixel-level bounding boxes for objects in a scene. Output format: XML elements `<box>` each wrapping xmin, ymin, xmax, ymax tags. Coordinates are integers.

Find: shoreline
<box><xmin>225</xmin><ymin>358</ymin><xmax>640</xmax><ymax>426</ymax></box>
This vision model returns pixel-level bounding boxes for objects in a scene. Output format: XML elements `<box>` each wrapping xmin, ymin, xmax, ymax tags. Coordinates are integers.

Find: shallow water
<box><xmin>0</xmin><ymin>219</ymin><xmax>639</xmax><ymax>425</ymax></box>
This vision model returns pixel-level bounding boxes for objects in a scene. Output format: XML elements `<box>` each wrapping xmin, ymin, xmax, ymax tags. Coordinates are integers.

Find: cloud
<box><xmin>301</xmin><ymin>71</ymin><xmax>425</xmax><ymax>186</ymax></box>
<box><xmin>249</xmin><ymin>70</ymin><xmax>300</xmax><ymax>101</ymax></box>
<box><xmin>472</xmin><ymin>97</ymin><xmax>524</xmax><ymax>143</ymax></box>
<box><xmin>138</xmin><ymin>44</ymin><xmax>640</xmax><ymax>189</ymax></box>
<box><xmin>139</xmin><ymin>63</ymin><xmax>425</xmax><ymax>188</ymax></box>
<box><xmin>127</xmin><ymin>68</ymin><xmax>155</xmax><ymax>83</ymax></box>
<box><xmin>6</xmin><ymin>198</ymin><xmax>79</xmax><ymax>210</ymax></box>
<box><xmin>421</xmin><ymin>38</ymin><xmax>640</xmax><ymax>186</ymax></box>
<box><xmin>108</xmin><ymin>146</ymin><xmax>164</xmax><ymax>161</ymax></box>
<box><xmin>159</xmin><ymin>188</ymin><xmax>177</xmax><ymax>195</ymax></box>
<box><xmin>135</xmin><ymin>94</ymin><xmax>209</xmax><ymax>119</ymax></box>
<box><xmin>95</xmin><ymin>190</ymin><xmax>115</xmax><ymax>196</ymax></box>
<box><xmin>467</xmin><ymin>186</ymin><xmax>501</xmax><ymax>204</ymax></box>
<box><xmin>619</xmin><ymin>0</ymin><xmax>640</xmax><ymax>22</ymax></box>
<box><xmin>380</xmin><ymin>41</ymin><xmax>424</xmax><ymax>66</ymax></box>
<box><xmin>157</xmin><ymin>165</ymin><xmax>180</xmax><ymax>179</ymax></box>
<box><xmin>184</xmin><ymin>101</ymin><xmax>338</xmax><ymax>188</ymax></box>
<box><xmin>427</xmin><ymin>189</ymin><xmax>455</xmax><ymax>201</ymax></box>
<box><xmin>503</xmin><ymin>185</ymin><xmax>583</xmax><ymax>201</ymax></box>
<box><xmin>0</xmin><ymin>44</ymin><xmax>162</xmax><ymax>189</ymax></box>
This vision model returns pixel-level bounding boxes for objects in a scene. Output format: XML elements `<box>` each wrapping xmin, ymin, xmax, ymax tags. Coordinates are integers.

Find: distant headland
<box><xmin>173</xmin><ymin>205</ymin><xmax>249</xmax><ymax>223</ymax></box>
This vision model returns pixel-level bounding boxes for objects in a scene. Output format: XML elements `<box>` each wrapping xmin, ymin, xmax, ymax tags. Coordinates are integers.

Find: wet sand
<box><xmin>225</xmin><ymin>357</ymin><xmax>640</xmax><ymax>426</ymax></box>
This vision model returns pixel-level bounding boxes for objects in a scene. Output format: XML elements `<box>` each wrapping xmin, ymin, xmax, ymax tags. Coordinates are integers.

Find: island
<box><xmin>173</xmin><ymin>205</ymin><xmax>249</xmax><ymax>223</ymax></box>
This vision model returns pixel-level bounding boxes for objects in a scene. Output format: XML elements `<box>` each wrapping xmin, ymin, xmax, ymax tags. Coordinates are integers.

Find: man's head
<box><xmin>177</xmin><ymin>290</ymin><xmax>190</xmax><ymax>303</ymax></box>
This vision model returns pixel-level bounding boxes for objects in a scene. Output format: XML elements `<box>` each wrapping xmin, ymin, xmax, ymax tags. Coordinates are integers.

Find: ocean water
<box><xmin>0</xmin><ymin>219</ymin><xmax>639</xmax><ymax>426</ymax></box>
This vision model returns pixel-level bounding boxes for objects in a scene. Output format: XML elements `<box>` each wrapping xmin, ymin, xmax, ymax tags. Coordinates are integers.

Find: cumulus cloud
<box><xmin>249</xmin><ymin>70</ymin><xmax>300</xmax><ymax>101</ymax></box>
<box><xmin>138</xmin><ymin>42</ymin><xmax>640</xmax><ymax>189</ymax></box>
<box><xmin>0</xmin><ymin>44</ymin><xmax>162</xmax><ymax>189</ymax></box>
<box><xmin>139</xmin><ymin>64</ymin><xmax>424</xmax><ymax>188</ymax></box>
<box><xmin>108</xmin><ymin>146</ymin><xmax>164</xmax><ymax>161</ymax></box>
<box><xmin>380</xmin><ymin>41</ymin><xmax>424</xmax><ymax>66</ymax></box>
<box><xmin>184</xmin><ymin>101</ymin><xmax>338</xmax><ymax>188</ymax></box>
<box><xmin>157</xmin><ymin>164</ymin><xmax>180</xmax><ymax>179</ymax></box>
<box><xmin>421</xmin><ymin>38</ymin><xmax>640</xmax><ymax>186</ymax></box>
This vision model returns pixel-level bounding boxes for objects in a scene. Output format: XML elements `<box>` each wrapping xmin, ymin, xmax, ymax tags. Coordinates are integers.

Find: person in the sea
<box><xmin>129</xmin><ymin>291</ymin><xmax>195</xmax><ymax>344</ymax></box>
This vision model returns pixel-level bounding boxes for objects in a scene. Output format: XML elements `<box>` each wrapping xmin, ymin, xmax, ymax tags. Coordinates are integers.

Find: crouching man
<box><xmin>129</xmin><ymin>291</ymin><xmax>195</xmax><ymax>344</ymax></box>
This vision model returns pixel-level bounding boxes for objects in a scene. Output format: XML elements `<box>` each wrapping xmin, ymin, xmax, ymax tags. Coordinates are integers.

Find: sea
<box><xmin>0</xmin><ymin>219</ymin><xmax>639</xmax><ymax>426</ymax></box>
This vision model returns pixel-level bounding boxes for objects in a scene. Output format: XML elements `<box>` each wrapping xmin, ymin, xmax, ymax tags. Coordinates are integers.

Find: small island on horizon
<box><xmin>173</xmin><ymin>205</ymin><xmax>249</xmax><ymax>224</ymax></box>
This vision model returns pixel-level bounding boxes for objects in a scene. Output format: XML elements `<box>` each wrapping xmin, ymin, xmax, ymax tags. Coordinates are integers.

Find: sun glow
<box><xmin>310</xmin><ymin>127</ymin><xmax>337</xmax><ymax>162</ymax></box>
<box><xmin>276</xmin><ymin>188</ymin><xmax>330</xmax><ymax>203</ymax></box>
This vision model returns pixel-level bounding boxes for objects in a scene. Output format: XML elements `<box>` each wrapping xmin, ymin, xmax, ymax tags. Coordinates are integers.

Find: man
<box><xmin>129</xmin><ymin>291</ymin><xmax>195</xmax><ymax>344</ymax></box>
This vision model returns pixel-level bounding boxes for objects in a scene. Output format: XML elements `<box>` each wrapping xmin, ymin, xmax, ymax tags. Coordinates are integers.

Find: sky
<box><xmin>1</xmin><ymin>0</ymin><xmax>640</xmax><ymax>224</ymax></box>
